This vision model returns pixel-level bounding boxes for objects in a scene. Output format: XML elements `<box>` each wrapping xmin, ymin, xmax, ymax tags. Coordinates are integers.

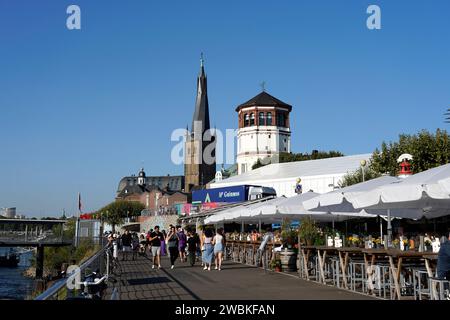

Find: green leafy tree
<box><xmin>339</xmin><ymin>167</ymin><xmax>382</xmax><ymax>188</ymax></box>
<box><xmin>96</xmin><ymin>200</ymin><xmax>145</xmax><ymax>232</ymax></box>
<box><xmin>371</xmin><ymin>129</ymin><xmax>450</xmax><ymax>175</ymax></box>
<box><xmin>341</xmin><ymin>129</ymin><xmax>450</xmax><ymax>187</ymax></box>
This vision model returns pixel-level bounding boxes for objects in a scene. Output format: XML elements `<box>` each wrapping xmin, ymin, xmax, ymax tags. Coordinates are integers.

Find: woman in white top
<box><xmin>212</xmin><ymin>228</ymin><xmax>225</xmax><ymax>271</ymax></box>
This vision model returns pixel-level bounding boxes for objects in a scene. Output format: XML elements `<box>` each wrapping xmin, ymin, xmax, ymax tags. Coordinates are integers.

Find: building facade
<box><xmin>236</xmin><ymin>91</ymin><xmax>292</xmax><ymax>175</ymax></box>
<box><xmin>117</xmin><ymin>168</ymin><xmax>184</xmax><ymax>196</ymax></box>
<box><xmin>184</xmin><ymin>57</ymin><xmax>216</xmax><ymax>191</ymax></box>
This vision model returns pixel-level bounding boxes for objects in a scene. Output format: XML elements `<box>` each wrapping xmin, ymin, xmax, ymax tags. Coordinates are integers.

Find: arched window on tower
<box><xmin>250</xmin><ymin>113</ymin><xmax>255</xmax><ymax>126</ymax></box>
<box><xmin>244</xmin><ymin>114</ymin><xmax>250</xmax><ymax>127</ymax></box>
<box><xmin>267</xmin><ymin>112</ymin><xmax>272</xmax><ymax>126</ymax></box>
<box><xmin>277</xmin><ymin>112</ymin><xmax>286</xmax><ymax>127</ymax></box>
<box><xmin>259</xmin><ymin>112</ymin><xmax>265</xmax><ymax>126</ymax></box>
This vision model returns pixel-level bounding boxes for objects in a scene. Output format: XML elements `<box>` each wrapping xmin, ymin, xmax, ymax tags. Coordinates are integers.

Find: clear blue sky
<box><xmin>0</xmin><ymin>0</ymin><xmax>449</xmax><ymax>217</ymax></box>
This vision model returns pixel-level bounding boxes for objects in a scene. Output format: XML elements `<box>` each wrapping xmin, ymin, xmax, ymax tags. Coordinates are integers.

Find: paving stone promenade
<box><xmin>106</xmin><ymin>254</ymin><xmax>375</xmax><ymax>300</ymax></box>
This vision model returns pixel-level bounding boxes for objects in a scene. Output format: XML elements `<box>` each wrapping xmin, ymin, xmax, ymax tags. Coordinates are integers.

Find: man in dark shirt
<box><xmin>187</xmin><ymin>231</ymin><xmax>198</xmax><ymax>266</ymax></box>
<box><xmin>437</xmin><ymin>232</ymin><xmax>450</xmax><ymax>280</ymax></box>
<box><xmin>121</xmin><ymin>230</ymin><xmax>132</xmax><ymax>261</ymax></box>
<box><xmin>149</xmin><ymin>226</ymin><xmax>163</xmax><ymax>269</ymax></box>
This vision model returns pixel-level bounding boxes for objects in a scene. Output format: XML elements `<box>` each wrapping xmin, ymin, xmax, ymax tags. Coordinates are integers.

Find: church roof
<box><xmin>191</xmin><ymin>56</ymin><xmax>210</xmax><ymax>135</ymax></box>
<box><xmin>236</xmin><ymin>91</ymin><xmax>292</xmax><ymax>112</ymax></box>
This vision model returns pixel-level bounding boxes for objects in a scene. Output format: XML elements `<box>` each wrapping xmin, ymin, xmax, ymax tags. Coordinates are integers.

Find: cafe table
<box><xmin>361</xmin><ymin>249</ymin><xmax>390</xmax><ymax>296</ymax></box>
<box><xmin>300</xmin><ymin>246</ymin><xmax>339</xmax><ymax>284</ymax></box>
<box><xmin>336</xmin><ymin>247</ymin><xmax>364</xmax><ymax>289</ymax></box>
<box><xmin>384</xmin><ymin>250</ymin><xmax>437</xmax><ymax>300</ymax></box>
<box><xmin>422</xmin><ymin>253</ymin><xmax>438</xmax><ymax>298</ymax></box>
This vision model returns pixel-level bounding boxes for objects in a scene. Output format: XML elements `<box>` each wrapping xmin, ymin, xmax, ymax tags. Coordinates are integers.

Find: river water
<box><xmin>0</xmin><ymin>251</ymin><xmax>34</xmax><ymax>300</ymax></box>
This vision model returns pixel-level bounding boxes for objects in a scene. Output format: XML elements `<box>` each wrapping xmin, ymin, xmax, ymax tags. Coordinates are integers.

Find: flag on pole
<box><xmin>78</xmin><ymin>192</ymin><xmax>82</xmax><ymax>214</ymax></box>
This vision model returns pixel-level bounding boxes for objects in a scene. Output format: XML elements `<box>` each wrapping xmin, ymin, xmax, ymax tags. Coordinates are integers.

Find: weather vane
<box><xmin>200</xmin><ymin>52</ymin><xmax>204</xmax><ymax>66</ymax></box>
<box><xmin>260</xmin><ymin>81</ymin><xmax>266</xmax><ymax>92</ymax></box>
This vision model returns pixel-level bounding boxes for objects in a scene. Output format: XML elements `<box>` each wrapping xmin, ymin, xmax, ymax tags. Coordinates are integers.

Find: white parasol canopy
<box><xmin>350</xmin><ymin>163</ymin><xmax>450</xmax><ymax>219</ymax></box>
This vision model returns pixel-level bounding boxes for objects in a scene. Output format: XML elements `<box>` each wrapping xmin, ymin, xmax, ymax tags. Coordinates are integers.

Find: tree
<box><xmin>339</xmin><ymin>166</ymin><xmax>382</xmax><ymax>188</ymax></box>
<box><xmin>340</xmin><ymin>129</ymin><xmax>450</xmax><ymax>187</ymax></box>
<box><xmin>95</xmin><ymin>200</ymin><xmax>145</xmax><ymax>232</ymax></box>
<box><xmin>371</xmin><ymin>129</ymin><xmax>450</xmax><ymax>175</ymax></box>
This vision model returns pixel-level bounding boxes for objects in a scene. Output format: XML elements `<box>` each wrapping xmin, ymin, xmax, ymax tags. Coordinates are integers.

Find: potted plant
<box><xmin>270</xmin><ymin>259</ymin><xmax>282</xmax><ymax>272</ymax></box>
<box><xmin>298</xmin><ymin>217</ymin><xmax>319</xmax><ymax>246</ymax></box>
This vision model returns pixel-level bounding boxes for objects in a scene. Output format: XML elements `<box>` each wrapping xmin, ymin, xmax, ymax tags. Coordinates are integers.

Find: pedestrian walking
<box><xmin>131</xmin><ymin>233</ymin><xmax>140</xmax><ymax>261</ymax></box>
<box><xmin>177</xmin><ymin>226</ymin><xmax>187</xmax><ymax>262</ymax></box>
<box><xmin>139</xmin><ymin>234</ymin><xmax>147</xmax><ymax>257</ymax></box>
<box><xmin>213</xmin><ymin>228</ymin><xmax>225</xmax><ymax>270</ymax></box>
<box><xmin>202</xmin><ymin>228</ymin><xmax>214</xmax><ymax>271</ymax></box>
<box><xmin>160</xmin><ymin>230</ymin><xmax>167</xmax><ymax>256</ymax></box>
<box><xmin>187</xmin><ymin>230</ymin><xmax>198</xmax><ymax>267</ymax></box>
<box><xmin>149</xmin><ymin>226</ymin><xmax>163</xmax><ymax>269</ymax></box>
<box><xmin>166</xmin><ymin>226</ymin><xmax>179</xmax><ymax>269</ymax></box>
<box><xmin>121</xmin><ymin>230</ymin><xmax>132</xmax><ymax>261</ymax></box>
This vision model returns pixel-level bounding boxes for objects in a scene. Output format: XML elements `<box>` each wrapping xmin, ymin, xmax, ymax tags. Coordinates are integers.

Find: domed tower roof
<box><xmin>236</xmin><ymin>91</ymin><xmax>292</xmax><ymax>112</ymax></box>
<box><xmin>138</xmin><ymin>168</ymin><xmax>146</xmax><ymax>178</ymax></box>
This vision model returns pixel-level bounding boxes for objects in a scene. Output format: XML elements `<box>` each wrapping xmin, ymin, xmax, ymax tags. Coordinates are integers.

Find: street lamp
<box><xmin>360</xmin><ymin>159</ymin><xmax>367</xmax><ymax>182</ymax></box>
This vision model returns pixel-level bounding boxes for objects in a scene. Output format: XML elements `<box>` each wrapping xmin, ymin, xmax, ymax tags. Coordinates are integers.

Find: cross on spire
<box><xmin>260</xmin><ymin>81</ymin><xmax>266</xmax><ymax>92</ymax></box>
<box><xmin>200</xmin><ymin>52</ymin><xmax>204</xmax><ymax>67</ymax></box>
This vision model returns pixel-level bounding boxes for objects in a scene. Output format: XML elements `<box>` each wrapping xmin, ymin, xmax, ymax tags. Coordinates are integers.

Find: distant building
<box><xmin>116</xmin><ymin>168</ymin><xmax>188</xmax><ymax>215</ymax></box>
<box><xmin>1</xmin><ymin>207</ymin><xmax>16</xmax><ymax>219</ymax></box>
<box><xmin>236</xmin><ymin>91</ymin><xmax>293</xmax><ymax>175</ymax></box>
<box><xmin>117</xmin><ymin>168</ymin><xmax>184</xmax><ymax>197</ymax></box>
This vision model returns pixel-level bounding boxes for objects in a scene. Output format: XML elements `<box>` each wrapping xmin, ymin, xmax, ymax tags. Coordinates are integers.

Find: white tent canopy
<box><xmin>303</xmin><ymin>175</ymin><xmax>400</xmax><ymax>213</ymax></box>
<box><xmin>204</xmin><ymin>192</ymin><xmax>377</xmax><ymax>224</ymax></box>
<box><xmin>351</xmin><ymin>163</ymin><xmax>450</xmax><ymax>219</ymax></box>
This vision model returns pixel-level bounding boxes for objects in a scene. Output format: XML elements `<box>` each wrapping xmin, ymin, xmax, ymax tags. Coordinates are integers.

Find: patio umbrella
<box><xmin>303</xmin><ymin>175</ymin><xmax>400</xmax><ymax>213</ymax></box>
<box><xmin>349</xmin><ymin>164</ymin><xmax>450</xmax><ymax>245</ymax></box>
<box><xmin>241</xmin><ymin>191</ymin><xmax>377</xmax><ymax>223</ymax></box>
<box><xmin>350</xmin><ymin>163</ymin><xmax>450</xmax><ymax>218</ymax></box>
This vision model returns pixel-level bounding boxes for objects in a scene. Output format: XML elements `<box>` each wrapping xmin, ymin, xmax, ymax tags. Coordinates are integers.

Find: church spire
<box><xmin>192</xmin><ymin>53</ymin><xmax>210</xmax><ymax>136</ymax></box>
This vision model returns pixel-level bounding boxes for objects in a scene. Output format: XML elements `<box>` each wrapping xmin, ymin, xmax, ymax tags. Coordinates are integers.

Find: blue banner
<box><xmin>192</xmin><ymin>185</ymin><xmax>247</xmax><ymax>203</ymax></box>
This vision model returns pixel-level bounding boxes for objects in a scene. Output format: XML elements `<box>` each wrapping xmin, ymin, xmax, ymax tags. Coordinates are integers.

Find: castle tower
<box><xmin>137</xmin><ymin>168</ymin><xmax>146</xmax><ymax>186</ymax></box>
<box><xmin>236</xmin><ymin>91</ymin><xmax>292</xmax><ymax>174</ymax></box>
<box><xmin>184</xmin><ymin>56</ymin><xmax>216</xmax><ymax>192</ymax></box>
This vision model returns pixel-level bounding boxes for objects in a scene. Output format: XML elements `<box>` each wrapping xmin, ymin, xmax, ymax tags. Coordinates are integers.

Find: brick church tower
<box><xmin>184</xmin><ymin>56</ymin><xmax>216</xmax><ymax>192</ymax></box>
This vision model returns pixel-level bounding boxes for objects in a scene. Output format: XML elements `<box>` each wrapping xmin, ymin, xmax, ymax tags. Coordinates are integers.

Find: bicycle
<box><xmin>66</xmin><ymin>270</ymin><xmax>108</xmax><ymax>300</ymax></box>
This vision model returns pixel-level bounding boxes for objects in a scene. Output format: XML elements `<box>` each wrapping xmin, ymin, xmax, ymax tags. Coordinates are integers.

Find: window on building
<box><xmin>277</xmin><ymin>112</ymin><xmax>286</xmax><ymax>127</ymax></box>
<box><xmin>250</xmin><ymin>113</ymin><xmax>255</xmax><ymax>126</ymax></box>
<box><xmin>241</xmin><ymin>164</ymin><xmax>246</xmax><ymax>173</ymax></box>
<box><xmin>244</xmin><ymin>114</ymin><xmax>250</xmax><ymax>127</ymax></box>
<box><xmin>259</xmin><ymin>112</ymin><xmax>265</xmax><ymax>126</ymax></box>
<box><xmin>268</xmin><ymin>134</ymin><xmax>271</xmax><ymax>139</ymax></box>
<box><xmin>267</xmin><ymin>112</ymin><xmax>272</xmax><ymax>125</ymax></box>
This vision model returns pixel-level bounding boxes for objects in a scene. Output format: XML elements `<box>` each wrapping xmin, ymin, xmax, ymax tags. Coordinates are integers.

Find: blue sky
<box><xmin>0</xmin><ymin>0</ymin><xmax>449</xmax><ymax>217</ymax></box>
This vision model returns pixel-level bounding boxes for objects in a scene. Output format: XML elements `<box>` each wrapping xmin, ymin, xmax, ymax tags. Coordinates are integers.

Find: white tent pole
<box><xmin>241</xmin><ymin>221</ymin><xmax>244</xmax><ymax>233</ymax></box>
<box><xmin>387</xmin><ymin>209</ymin><xmax>392</xmax><ymax>248</ymax></box>
<box><xmin>379</xmin><ymin>216</ymin><xmax>383</xmax><ymax>241</ymax></box>
<box><xmin>259</xmin><ymin>219</ymin><xmax>262</xmax><ymax>233</ymax></box>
